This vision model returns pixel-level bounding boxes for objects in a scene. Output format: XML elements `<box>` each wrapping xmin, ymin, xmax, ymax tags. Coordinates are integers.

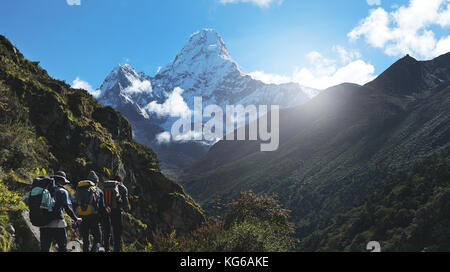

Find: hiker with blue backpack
<box><xmin>72</xmin><ymin>170</ymin><xmax>105</xmax><ymax>252</ymax></box>
<box><xmin>25</xmin><ymin>171</ymin><xmax>82</xmax><ymax>252</ymax></box>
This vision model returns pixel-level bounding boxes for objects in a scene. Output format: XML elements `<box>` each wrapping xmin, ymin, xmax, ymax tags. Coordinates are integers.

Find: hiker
<box><xmin>27</xmin><ymin>171</ymin><xmax>82</xmax><ymax>252</ymax></box>
<box><xmin>72</xmin><ymin>170</ymin><xmax>105</xmax><ymax>252</ymax></box>
<box><xmin>102</xmin><ymin>175</ymin><xmax>129</xmax><ymax>252</ymax></box>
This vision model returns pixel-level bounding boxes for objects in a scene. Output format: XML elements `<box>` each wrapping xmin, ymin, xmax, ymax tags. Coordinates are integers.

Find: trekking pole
<box><xmin>67</xmin><ymin>222</ymin><xmax>82</xmax><ymax>252</ymax></box>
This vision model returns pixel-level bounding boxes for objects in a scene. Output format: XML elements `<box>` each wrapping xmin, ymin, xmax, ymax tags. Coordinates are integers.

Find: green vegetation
<box><xmin>150</xmin><ymin>191</ymin><xmax>296</xmax><ymax>252</ymax></box>
<box><xmin>0</xmin><ymin>180</ymin><xmax>27</xmax><ymax>252</ymax></box>
<box><xmin>0</xmin><ymin>35</ymin><xmax>205</xmax><ymax>251</ymax></box>
<box><xmin>299</xmin><ymin>146</ymin><xmax>450</xmax><ymax>252</ymax></box>
<box><xmin>2</xmin><ymin>32</ymin><xmax>447</xmax><ymax>252</ymax></box>
<box><xmin>0</xmin><ymin>72</ymin><xmax>50</xmax><ymax>251</ymax></box>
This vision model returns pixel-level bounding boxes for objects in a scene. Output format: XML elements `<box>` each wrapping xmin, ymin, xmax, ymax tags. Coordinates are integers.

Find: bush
<box><xmin>151</xmin><ymin>191</ymin><xmax>296</xmax><ymax>252</ymax></box>
<box><xmin>0</xmin><ymin>179</ymin><xmax>27</xmax><ymax>252</ymax></box>
<box><xmin>224</xmin><ymin>219</ymin><xmax>294</xmax><ymax>252</ymax></box>
<box><xmin>225</xmin><ymin>190</ymin><xmax>294</xmax><ymax>233</ymax></box>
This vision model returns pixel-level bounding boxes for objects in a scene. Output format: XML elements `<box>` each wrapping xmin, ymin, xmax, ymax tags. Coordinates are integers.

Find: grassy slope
<box><xmin>0</xmin><ymin>35</ymin><xmax>205</xmax><ymax>250</ymax></box>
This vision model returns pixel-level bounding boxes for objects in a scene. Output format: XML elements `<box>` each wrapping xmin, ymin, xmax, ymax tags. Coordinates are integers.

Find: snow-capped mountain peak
<box><xmin>187</xmin><ymin>28</ymin><xmax>232</xmax><ymax>61</ymax></box>
<box><xmin>97</xmin><ymin>64</ymin><xmax>154</xmax><ymax>118</ymax></box>
<box><xmin>100</xmin><ymin>64</ymin><xmax>152</xmax><ymax>95</ymax></box>
<box><xmin>156</xmin><ymin>29</ymin><xmax>243</xmax><ymax>81</ymax></box>
<box><xmin>97</xmin><ymin>29</ymin><xmax>319</xmax><ymax>149</ymax></box>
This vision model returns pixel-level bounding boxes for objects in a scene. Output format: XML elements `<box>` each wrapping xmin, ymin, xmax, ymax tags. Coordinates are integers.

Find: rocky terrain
<box><xmin>0</xmin><ymin>35</ymin><xmax>205</xmax><ymax>251</ymax></box>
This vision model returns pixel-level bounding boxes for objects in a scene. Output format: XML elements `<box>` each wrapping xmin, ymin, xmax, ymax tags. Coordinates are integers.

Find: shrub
<box><xmin>150</xmin><ymin>191</ymin><xmax>296</xmax><ymax>252</ymax></box>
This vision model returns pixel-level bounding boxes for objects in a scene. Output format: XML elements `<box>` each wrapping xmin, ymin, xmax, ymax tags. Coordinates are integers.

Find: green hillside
<box><xmin>0</xmin><ymin>35</ymin><xmax>205</xmax><ymax>251</ymax></box>
<box><xmin>300</xmin><ymin>146</ymin><xmax>450</xmax><ymax>251</ymax></box>
<box><xmin>182</xmin><ymin>53</ymin><xmax>450</xmax><ymax>250</ymax></box>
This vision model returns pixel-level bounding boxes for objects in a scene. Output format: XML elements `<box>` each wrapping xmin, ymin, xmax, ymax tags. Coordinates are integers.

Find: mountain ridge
<box><xmin>181</xmin><ymin>50</ymin><xmax>450</xmax><ymax>246</ymax></box>
<box><xmin>96</xmin><ymin>29</ymin><xmax>318</xmax><ymax>170</ymax></box>
<box><xmin>365</xmin><ymin>52</ymin><xmax>450</xmax><ymax>95</ymax></box>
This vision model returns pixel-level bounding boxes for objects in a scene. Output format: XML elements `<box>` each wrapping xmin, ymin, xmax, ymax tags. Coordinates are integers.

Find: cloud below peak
<box><xmin>145</xmin><ymin>87</ymin><xmax>191</xmax><ymax>118</ymax></box>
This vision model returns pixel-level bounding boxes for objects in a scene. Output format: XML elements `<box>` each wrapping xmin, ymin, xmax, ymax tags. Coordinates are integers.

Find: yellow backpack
<box><xmin>76</xmin><ymin>181</ymin><xmax>97</xmax><ymax>216</ymax></box>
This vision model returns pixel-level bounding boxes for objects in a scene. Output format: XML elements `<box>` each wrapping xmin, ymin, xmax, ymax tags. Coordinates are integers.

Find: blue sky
<box><xmin>1</xmin><ymin>0</ymin><xmax>449</xmax><ymax>90</ymax></box>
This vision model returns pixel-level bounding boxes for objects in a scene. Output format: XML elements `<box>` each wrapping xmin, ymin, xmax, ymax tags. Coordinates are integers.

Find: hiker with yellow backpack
<box><xmin>72</xmin><ymin>171</ymin><xmax>105</xmax><ymax>252</ymax></box>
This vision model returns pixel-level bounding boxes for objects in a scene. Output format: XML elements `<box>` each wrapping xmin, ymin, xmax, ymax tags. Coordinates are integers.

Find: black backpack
<box><xmin>27</xmin><ymin>177</ymin><xmax>56</xmax><ymax>227</ymax></box>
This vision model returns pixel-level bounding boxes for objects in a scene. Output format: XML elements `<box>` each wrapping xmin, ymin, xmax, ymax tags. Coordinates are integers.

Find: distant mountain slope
<box><xmin>149</xmin><ymin>29</ymin><xmax>316</xmax><ymax>118</ymax></box>
<box><xmin>181</xmin><ymin>52</ymin><xmax>450</xmax><ymax>242</ymax></box>
<box><xmin>366</xmin><ymin>54</ymin><xmax>450</xmax><ymax>95</ymax></box>
<box><xmin>96</xmin><ymin>29</ymin><xmax>317</xmax><ymax>170</ymax></box>
<box><xmin>97</xmin><ymin>63</ymin><xmax>209</xmax><ymax>173</ymax></box>
<box><xmin>300</xmin><ymin>146</ymin><xmax>450</xmax><ymax>252</ymax></box>
<box><xmin>0</xmin><ymin>35</ymin><xmax>205</xmax><ymax>248</ymax></box>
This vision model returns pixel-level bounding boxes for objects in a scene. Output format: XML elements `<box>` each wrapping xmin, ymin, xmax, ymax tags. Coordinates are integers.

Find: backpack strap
<box><xmin>78</xmin><ymin>180</ymin><xmax>95</xmax><ymax>188</ymax></box>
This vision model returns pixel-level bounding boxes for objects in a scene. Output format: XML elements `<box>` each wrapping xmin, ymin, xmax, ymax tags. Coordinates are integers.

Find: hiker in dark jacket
<box><xmin>40</xmin><ymin>171</ymin><xmax>82</xmax><ymax>252</ymax></box>
<box><xmin>102</xmin><ymin>175</ymin><xmax>129</xmax><ymax>252</ymax></box>
<box><xmin>72</xmin><ymin>170</ymin><xmax>105</xmax><ymax>252</ymax></box>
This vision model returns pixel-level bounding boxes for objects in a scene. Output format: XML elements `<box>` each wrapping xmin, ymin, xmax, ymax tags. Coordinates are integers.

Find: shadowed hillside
<box><xmin>181</xmin><ymin>52</ymin><xmax>450</xmax><ymax>250</ymax></box>
<box><xmin>300</xmin><ymin>146</ymin><xmax>450</xmax><ymax>252</ymax></box>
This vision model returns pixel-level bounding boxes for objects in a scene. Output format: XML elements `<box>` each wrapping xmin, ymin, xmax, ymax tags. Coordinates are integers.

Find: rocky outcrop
<box><xmin>0</xmin><ymin>35</ymin><xmax>206</xmax><ymax>247</ymax></box>
<box><xmin>15</xmin><ymin>211</ymin><xmax>40</xmax><ymax>252</ymax></box>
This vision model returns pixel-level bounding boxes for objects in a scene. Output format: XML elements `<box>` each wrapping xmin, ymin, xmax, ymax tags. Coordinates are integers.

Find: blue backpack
<box><xmin>25</xmin><ymin>177</ymin><xmax>56</xmax><ymax>227</ymax></box>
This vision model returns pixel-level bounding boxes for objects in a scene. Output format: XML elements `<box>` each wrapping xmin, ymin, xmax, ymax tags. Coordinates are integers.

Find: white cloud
<box><xmin>367</xmin><ymin>0</ymin><xmax>381</xmax><ymax>6</ymax></box>
<box><xmin>66</xmin><ymin>0</ymin><xmax>81</xmax><ymax>6</ymax></box>
<box><xmin>292</xmin><ymin>59</ymin><xmax>376</xmax><ymax>90</ymax></box>
<box><xmin>156</xmin><ymin>131</ymin><xmax>171</xmax><ymax>144</ymax></box>
<box><xmin>219</xmin><ymin>0</ymin><xmax>282</xmax><ymax>8</ymax></box>
<box><xmin>172</xmin><ymin>130</ymin><xmax>204</xmax><ymax>142</ymax></box>
<box><xmin>72</xmin><ymin>77</ymin><xmax>101</xmax><ymax>97</ymax></box>
<box><xmin>248</xmin><ymin>71</ymin><xmax>291</xmax><ymax>85</ymax></box>
<box><xmin>332</xmin><ymin>45</ymin><xmax>362</xmax><ymax>64</ymax></box>
<box><xmin>123</xmin><ymin>79</ymin><xmax>153</xmax><ymax>94</ymax></box>
<box><xmin>145</xmin><ymin>87</ymin><xmax>191</xmax><ymax>118</ymax></box>
<box><xmin>349</xmin><ymin>0</ymin><xmax>450</xmax><ymax>59</ymax></box>
<box><xmin>349</xmin><ymin>8</ymin><xmax>391</xmax><ymax>48</ymax></box>
<box><xmin>249</xmin><ymin>47</ymin><xmax>376</xmax><ymax>90</ymax></box>
<box><xmin>434</xmin><ymin>35</ymin><xmax>450</xmax><ymax>56</ymax></box>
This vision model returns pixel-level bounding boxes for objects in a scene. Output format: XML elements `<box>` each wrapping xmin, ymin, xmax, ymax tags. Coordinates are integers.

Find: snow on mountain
<box><xmin>97</xmin><ymin>29</ymin><xmax>318</xmax><ymax>144</ymax></box>
<box><xmin>151</xmin><ymin>29</ymin><xmax>246</xmax><ymax>107</ymax></box>
<box><xmin>98</xmin><ymin>64</ymin><xmax>154</xmax><ymax>119</ymax></box>
<box><xmin>156</xmin><ymin>29</ymin><xmax>242</xmax><ymax>83</ymax></box>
